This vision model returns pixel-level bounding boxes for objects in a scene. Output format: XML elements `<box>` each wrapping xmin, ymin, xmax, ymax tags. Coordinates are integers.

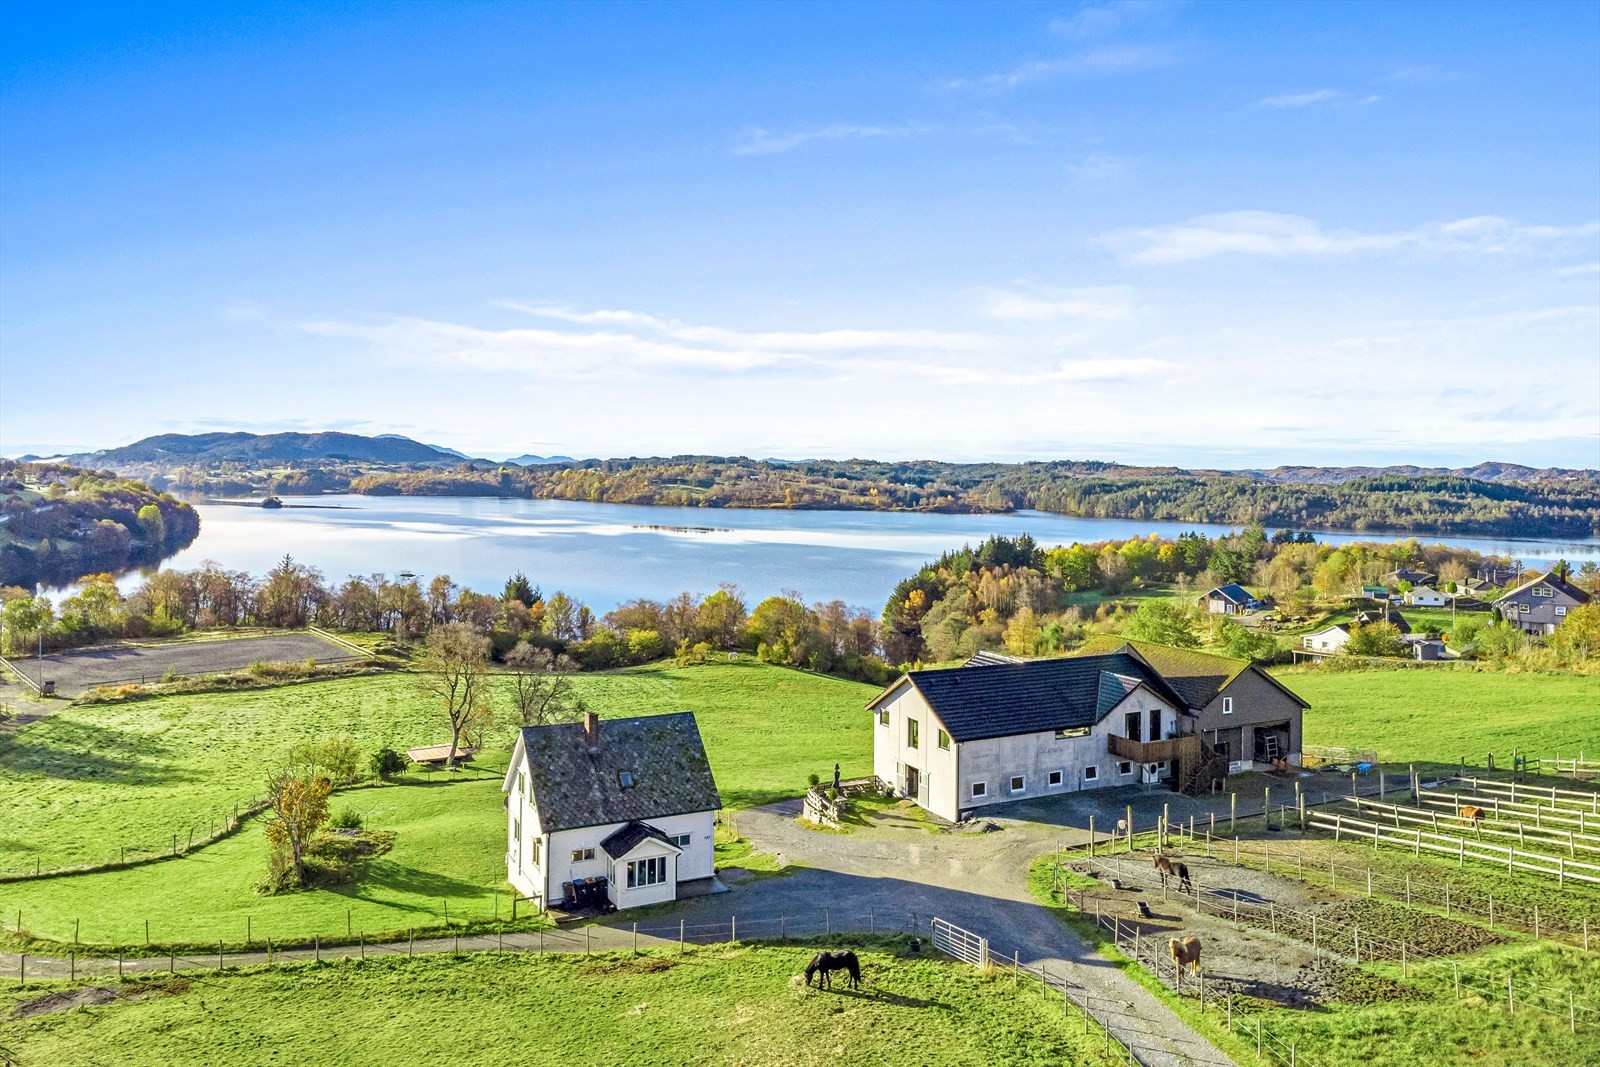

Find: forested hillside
<box><xmin>0</xmin><ymin>461</ymin><xmax>201</xmax><ymax>588</ymax></box>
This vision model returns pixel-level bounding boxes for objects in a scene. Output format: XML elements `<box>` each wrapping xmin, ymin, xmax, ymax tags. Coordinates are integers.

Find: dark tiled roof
<box><xmin>599</xmin><ymin>820</ymin><xmax>681</xmax><ymax>860</ymax></box>
<box><xmin>1207</xmin><ymin>584</ymin><xmax>1254</xmax><ymax>604</ymax></box>
<box><xmin>1495</xmin><ymin>571</ymin><xmax>1593</xmax><ymax>606</ymax></box>
<box><xmin>893</xmin><ymin>654</ymin><xmax>1189</xmax><ymax>743</ymax></box>
<box><xmin>1355</xmin><ymin>610</ymin><xmax>1412</xmax><ymax>634</ymax></box>
<box><xmin>1081</xmin><ymin>637</ymin><xmax>1246</xmax><ymax>708</ymax></box>
<box><xmin>518</xmin><ymin>712</ymin><xmax>722</xmax><ymax>832</ymax></box>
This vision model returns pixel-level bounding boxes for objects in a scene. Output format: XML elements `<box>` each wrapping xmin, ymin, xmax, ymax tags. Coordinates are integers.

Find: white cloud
<box><xmin>1101</xmin><ymin>211</ymin><xmax>1600</xmax><ymax>264</ymax></box>
<box><xmin>1557</xmin><ymin>262</ymin><xmax>1600</xmax><ymax>276</ymax></box>
<box><xmin>1259</xmin><ymin>89</ymin><xmax>1340</xmax><ymax>109</ymax></box>
<box><xmin>1051</xmin><ymin>1</ymin><xmax>1174</xmax><ymax>40</ymax></box>
<box><xmin>731</xmin><ymin>123</ymin><xmax>921</xmax><ymax>156</ymax></box>
<box><xmin>1045</xmin><ymin>357</ymin><xmax>1170</xmax><ymax>381</ymax></box>
<box><xmin>1065</xmin><ymin>151</ymin><xmax>1131</xmax><ymax>187</ymax></box>
<box><xmin>943</xmin><ymin>43</ymin><xmax>1176</xmax><ymax>92</ymax></box>
<box><xmin>980</xmin><ymin>285</ymin><xmax>1136</xmax><ymax>321</ymax></box>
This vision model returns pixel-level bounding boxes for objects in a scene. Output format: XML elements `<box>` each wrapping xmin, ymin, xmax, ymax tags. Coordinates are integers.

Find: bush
<box><xmin>370</xmin><ymin>747</ymin><xmax>407</xmax><ymax>781</ymax></box>
<box><xmin>289</xmin><ymin>734</ymin><xmax>364</xmax><ymax>784</ymax></box>
<box><xmin>808</xmin><ymin>772</ymin><xmax>821</xmax><ymax>788</ymax></box>
<box><xmin>329</xmin><ymin>807</ymin><xmax>364</xmax><ymax>830</ymax></box>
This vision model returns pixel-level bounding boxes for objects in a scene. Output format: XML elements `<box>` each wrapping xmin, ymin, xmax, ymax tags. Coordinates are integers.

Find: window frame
<box><xmin>1117</xmin><ymin>760</ymin><xmax>1134</xmax><ymax>776</ymax></box>
<box><xmin>907</xmin><ymin>718</ymin><xmax>920</xmax><ymax>749</ymax></box>
<box><xmin>1009</xmin><ymin>775</ymin><xmax>1026</xmax><ymax>793</ymax></box>
<box><xmin>673</xmin><ymin>833</ymin><xmax>693</xmax><ymax>848</ymax></box>
<box><xmin>571</xmin><ymin>847</ymin><xmax>595</xmax><ymax>863</ymax></box>
<box><xmin>1047</xmin><ymin>769</ymin><xmax>1063</xmax><ymax>787</ymax></box>
<box><xmin>971</xmin><ymin>781</ymin><xmax>987</xmax><ymax>799</ymax></box>
<box><xmin>877</xmin><ymin>707</ymin><xmax>889</xmax><ymax>726</ymax></box>
<box><xmin>1221</xmin><ymin>696</ymin><xmax>1234</xmax><ymax>715</ymax></box>
<box><xmin>1556</xmin><ymin>606</ymin><xmax>1568</xmax><ymax>617</ymax></box>
<box><xmin>626</xmin><ymin>855</ymin><xmax>668</xmax><ymax>888</ymax></box>
<box><xmin>1082</xmin><ymin>765</ymin><xmax>1100</xmax><ymax>782</ymax></box>
<box><xmin>937</xmin><ymin>728</ymin><xmax>950</xmax><ymax>751</ymax></box>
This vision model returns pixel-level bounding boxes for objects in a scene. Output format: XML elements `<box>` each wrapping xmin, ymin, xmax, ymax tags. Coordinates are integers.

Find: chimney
<box><xmin>582</xmin><ymin>710</ymin><xmax>600</xmax><ymax>751</ymax></box>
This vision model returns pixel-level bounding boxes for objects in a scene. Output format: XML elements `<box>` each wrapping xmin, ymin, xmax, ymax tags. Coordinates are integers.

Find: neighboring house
<box><xmin>1201</xmin><ymin>584</ymin><xmax>1259</xmax><ymax>615</ymax></box>
<box><xmin>1494</xmin><ymin>571</ymin><xmax>1593</xmax><ymax>636</ymax></box>
<box><xmin>1083</xmin><ymin>639</ymin><xmax>1306</xmax><ymax>772</ymax></box>
<box><xmin>1413</xmin><ymin>640</ymin><xmax>1447</xmax><ymax>661</ymax></box>
<box><xmin>1478</xmin><ymin>561</ymin><xmax>1521</xmax><ymax>587</ymax></box>
<box><xmin>1354</xmin><ymin>609</ymin><xmax>1412</xmax><ymax>635</ymax></box>
<box><xmin>1360</xmin><ymin>585</ymin><xmax>1390</xmax><ymax>600</ymax></box>
<box><xmin>1385</xmin><ymin>568</ymin><xmax>1436</xmax><ymax>588</ymax></box>
<box><xmin>867</xmin><ymin>653</ymin><xmax>1192</xmax><ymax>821</ymax></box>
<box><xmin>503</xmin><ymin>711</ymin><xmax>722</xmax><ymax>912</ymax></box>
<box><xmin>1404</xmin><ymin>586</ymin><xmax>1449</xmax><ymax>607</ymax></box>
<box><xmin>1302</xmin><ymin>624</ymin><xmax>1350</xmax><ymax>653</ymax></box>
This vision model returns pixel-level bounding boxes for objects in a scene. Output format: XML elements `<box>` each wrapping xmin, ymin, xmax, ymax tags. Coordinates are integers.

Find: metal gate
<box><xmin>930</xmin><ymin>916</ymin><xmax>989</xmax><ymax>968</ymax></box>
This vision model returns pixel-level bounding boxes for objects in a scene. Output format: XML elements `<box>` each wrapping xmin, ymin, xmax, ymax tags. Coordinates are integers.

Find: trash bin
<box><xmin>41</xmin><ymin>680</ymin><xmax>55</xmax><ymax>696</ymax></box>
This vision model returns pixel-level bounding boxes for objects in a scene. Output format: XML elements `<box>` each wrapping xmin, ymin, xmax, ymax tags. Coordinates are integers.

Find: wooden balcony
<box><xmin>1108</xmin><ymin>733</ymin><xmax>1201</xmax><ymax>765</ymax></box>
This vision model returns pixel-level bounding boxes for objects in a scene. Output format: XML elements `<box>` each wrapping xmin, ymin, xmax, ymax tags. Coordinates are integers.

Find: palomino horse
<box><xmin>1169</xmin><ymin>936</ymin><xmax>1202</xmax><ymax>975</ymax></box>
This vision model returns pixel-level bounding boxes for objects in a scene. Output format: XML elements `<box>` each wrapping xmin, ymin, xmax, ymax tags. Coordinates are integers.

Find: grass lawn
<box><xmin>0</xmin><ymin>775</ymin><xmax>525</xmax><ymax>950</ymax></box>
<box><xmin>1274</xmin><ymin>667</ymin><xmax>1600</xmax><ymax>762</ymax></box>
<box><xmin>0</xmin><ymin>944</ymin><xmax>1122</xmax><ymax>1067</ymax></box>
<box><xmin>0</xmin><ymin>660</ymin><xmax>876</xmax><ymax>871</ymax></box>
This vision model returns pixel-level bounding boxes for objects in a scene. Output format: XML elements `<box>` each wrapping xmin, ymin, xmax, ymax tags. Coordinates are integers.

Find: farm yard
<box><xmin>0</xmin><ymin>943</ymin><xmax>1122</xmax><ymax>1067</ymax></box>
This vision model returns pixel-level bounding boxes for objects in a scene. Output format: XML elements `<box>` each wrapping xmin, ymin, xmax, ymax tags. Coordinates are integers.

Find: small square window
<box><xmin>673</xmin><ymin>833</ymin><xmax>693</xmax><ymax>848</ymax></box>
<box><xmin>878</xmin><ymin>708</ymin><xmax>889</xmax><ymax>726</ymax></box>
<box><xmin>971</xmin><ymin>781</ymin><xmax>987</xmax><ymax>798</ymax></box>
<box><xmin>1519</xmin><ymin>603</ymin><xmax>1530</xmax><ymax>613</ymax></box>
<box><xmin>937</xmin><ymin>729</ymin><xmax>950</xmax><ymax>750</ymax></box>
<box><xmin>618</xmin><ymin>770</ymin><xmax>635</xmax><ymax>788</ymax></box>
<box><xmin>1010</xmin><ymin>775</ymin><xmax>1025</xmax><ymax>792</ymax></box>
<box><xmin>1221</xmin><ymin>697</ymin><xmax>1233</xmax><ymax>715</ymax></box>
<box><xmin>1117</xmin><ymin>761</ymin><xmax>1133</xmax><ymax>776</ymax></box>
<box><xmin>1082</xmin><ymin>766</ymin><xmax>1099</xmax><ymax>781</ymax></box>
<box><xmin>1047</xmin><ymin>770</ymin><xmax>1063</xmax><ymax>787</ymax></box>
<box><xmin>571</xmin><ymin>847</ymin><xmax>595</xmax><ymax>863</ymax></box>
<box><xmin>1556</xmin><ymin>606</ymin><xmax>1567</xmax><ymax>617</ymax></box>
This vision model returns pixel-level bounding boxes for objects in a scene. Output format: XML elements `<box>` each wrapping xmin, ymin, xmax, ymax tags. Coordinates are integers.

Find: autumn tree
<box><xmin>1345</xmin><ymin>621</ymin><xmax>1405</xmax><ymax>657</ymax></box>
<box><xmin>1551</xmin><ymin>602</ymin><xmax>1600</xmax><ymax>665</ymax></box>
<box><xmin>416</xmin><ymin>621</ymin><xmax>492</xmax><ymax>766</ymax></box>
<box><xmin>264</xmin><ymin>765</ymin><xmax>332</xmax><ymax>889</ymax></box>
<box><xmin>1123</xmin><ymin>600</ymin><xmax>1200</xmax><ymax>648</ymax></box>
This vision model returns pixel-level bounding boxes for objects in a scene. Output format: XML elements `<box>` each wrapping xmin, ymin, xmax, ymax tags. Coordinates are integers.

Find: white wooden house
<box><xmin>503</xmin><ymin>711</ymin><xmax>722</xmax><ymax>912</ymax></box>
<box><xmin>1403</xmin><ymin>586</ymin><xmax>1448</xmax><ymax>607</ymax></box>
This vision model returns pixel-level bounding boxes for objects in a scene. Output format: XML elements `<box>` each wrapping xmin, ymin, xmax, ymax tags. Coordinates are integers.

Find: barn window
<box><xmin>1117</xmin><ymin>761</ymin><xmax>1133</xmax><ymax>776</ymax></box>
<box><xmin>1048</xmin><ymin>770</ymin><xmax>1063</xmax><ymax>787</ymax></box>
<box><xmin>1010</xmin><ymin>775</ymin><xmax>1025</xmax><ymax>793</ymax></box>
<box><xmin>971</xmin><ymin>781</ymin><xmax>987</xmax><ymax>798</ymax></box>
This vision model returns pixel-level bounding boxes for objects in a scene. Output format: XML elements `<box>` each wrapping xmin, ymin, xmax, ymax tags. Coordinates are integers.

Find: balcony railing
<box><xmin>1108</xmin><ymin>733</ymin><xmax>1201</xmax><ymax>765</ymax></box>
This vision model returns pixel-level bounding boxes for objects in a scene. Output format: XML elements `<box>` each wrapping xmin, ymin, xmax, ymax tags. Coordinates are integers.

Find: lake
<box><xmin>97</xmin><ymin>496</ymin><xmax>1600</xmax><ymax>612</ymax></box>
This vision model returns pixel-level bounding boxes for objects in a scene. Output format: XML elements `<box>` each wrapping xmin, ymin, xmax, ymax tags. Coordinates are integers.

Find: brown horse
<box><xmin>1169</xmin><ymin>936</ymin><xmax>1202</xmax><ymax>975</ymax></box>
<box><xmin>804</xmin><ymin>950</ymin><xmax>861</xmax><ymax>990</ymax></box>
<box><xmin>1458</xmin><ymin>806</ymin><xmax>1486</xmax><ymax>834</ymax></box>
<box><xmin>1154</xmin><ymin>853</ymin><xmax>1193</xmax><ymax>893</ymax></box>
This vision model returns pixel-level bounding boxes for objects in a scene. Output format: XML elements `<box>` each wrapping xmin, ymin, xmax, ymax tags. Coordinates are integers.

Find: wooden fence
<box><xmin>1306</xmin><ymin>809</ymin><xmax>1600</xmax><ymax>886</ymax></box>
<box><xmin>1415</xmin><ymin>786</ymin><xmax>1600</xmax><ymax>834</ymax></box>
<box><xmin>1448</xmin><ymin>774</ymin><xmax>1600</xmax><ymax>814</ymax></box>
<box><xmin>1342</xmin><ymin>795</ymin><xmax>1600</xmax><ymax>859</ymax></box>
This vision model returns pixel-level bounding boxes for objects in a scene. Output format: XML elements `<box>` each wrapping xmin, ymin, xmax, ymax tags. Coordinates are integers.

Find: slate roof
<box><xmin>1495</xmin><ymin>571</ymin><xmax>1593</xmax><ymax>607</ymax></box>
<box><xmin>1207</xmin><ymin>584</ymin><xmax>1255</xmax><ymax>605</ymax></box>
<box><xmin>513</xmin><ymin>712</ymin><xmax>722</xmax><ymax>832</ymax></box>
<box><xmin>599</xmin><ymin>820</ymin><xmax>682</xmax><ymax>860</ymax></box>
<box><xmin>1079</xmin><ymin>638</ymin><xmax>1311</xmax><ymax>711</ymax></box>
<box><xmin>1354</xmin><ymin>610</ymin><xmax>1412</xmax><ymax>635</ymax></box>
<box><xmin>870</xmin><ymin>654</ymin><xmax>1189</xmax><ymax>743</ymax></box>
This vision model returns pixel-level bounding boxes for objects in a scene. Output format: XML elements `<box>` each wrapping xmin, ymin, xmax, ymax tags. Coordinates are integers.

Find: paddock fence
<box><xmin>1339</xmin><ymin>794</ymin><xmax>1600</xmax><ymax>859</ymax></box>
<box><xmin>1305</xmin><ymin>808</ymin><xmax>1600</xmax><ymax>887</ymax></box>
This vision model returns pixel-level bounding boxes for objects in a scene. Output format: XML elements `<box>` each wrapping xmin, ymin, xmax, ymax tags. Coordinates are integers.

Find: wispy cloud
<box><xmin>1045</xmin><ymin>357</ymin><xmax>1170</xmax><ymax>382</ymax></box>
<box><xmin>1258</xmin><ymin>88</ymin><xmax>1381</xmax><ymax>109</ymax></box>
<box><xmin>731</xmin><ymin>123</ymin><xmax>923</xmax><ymax>156</ymax></box>
<box><xmin>1557</xmin><ymin>262</ymin><xmax>1600</xmax><ymax>277</ymax></box>
<box><xmin>1101</xmin><ymin>211</ymin><xmax>1600</xmax><ymax>265</ymax></box>
<box><xmin>980</xmin><ymin>285</ymin><xmax>1135</xmax><ymax>321</ymax></box>
<box><xmin>1065</xmin><ymin>150</ymin><xmax>1132</xmax><ymax>188</ymax></box>
<box><xmin>1051</xmin><ymin>1</ymin><xmax>1176</xmax><ymax>40</ymax></box>
<box><xmin>944</xmin><ymin>44</ymin><xmax>1177</xmax><ymax>92</ymax></box>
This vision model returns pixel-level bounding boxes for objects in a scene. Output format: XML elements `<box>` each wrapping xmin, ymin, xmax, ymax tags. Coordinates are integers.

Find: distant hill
<box><xmin>1246</xmin><ymin>463</ymin><xmax>1595</xmax><ymax>485</ymax></box>
<box><xmin>68</xmin><ymin>432</ymin><xmax>455</xmax><ymax>467</ymax></box>
<box><xmin>505</xmin><ymin>454</ymin><xmax>577</xmax><ymax>466</ymax></box>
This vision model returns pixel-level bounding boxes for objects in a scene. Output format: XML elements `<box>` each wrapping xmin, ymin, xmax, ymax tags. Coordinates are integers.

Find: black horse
<box><xmin>804</xmin><ymin>950</ymin><xmax>861</xmax><ymax>990</ymax></box>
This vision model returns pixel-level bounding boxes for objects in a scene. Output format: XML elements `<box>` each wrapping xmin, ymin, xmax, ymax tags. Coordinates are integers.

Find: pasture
<box><xmin>0</xmin><ymin>944</ymin><xmax>1120</xmax><ymax>1067</ymax></box>
<box><xmin>1275</xmin><ymin>667</ymin><xmax>1600</xmax><ymax>762</ymax></box>
<box><xmin>3</xmin><ymin>630</ymin><xmax>364</xmax><ymax>697</ymax></box>
<box><xmin>0</xmin><ymin>660</ymin><xmax>876</xmax><ymax>871</ymax></box>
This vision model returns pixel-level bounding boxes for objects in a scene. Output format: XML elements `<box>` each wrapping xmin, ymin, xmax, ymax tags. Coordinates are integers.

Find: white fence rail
<box><xmin>1308</xmin><ymin>809</ymin><xmax>1600</xmax><ymax>886</ymax></box>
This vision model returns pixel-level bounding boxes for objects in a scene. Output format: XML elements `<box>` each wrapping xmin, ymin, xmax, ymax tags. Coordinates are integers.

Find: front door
<box><xmin>904</xmin><ymin>764</ymin><xmax>920</xmax><ymax>799</ymax></box>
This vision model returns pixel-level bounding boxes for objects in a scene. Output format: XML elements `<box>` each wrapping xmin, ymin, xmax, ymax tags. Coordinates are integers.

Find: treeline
<box><xmin>879</xmin><ymin>529</ymin><xmax>1533</xmax><ymax>664</ymax></box>
<box><xmin>0</xmin><ymin>462</ymin><xmax>200</xmax><ymax>588</ymax></box>
<box><xmin>0</xmin><ymin>558</ymin><xmax>897</xmax><ymax>684</ymax></box>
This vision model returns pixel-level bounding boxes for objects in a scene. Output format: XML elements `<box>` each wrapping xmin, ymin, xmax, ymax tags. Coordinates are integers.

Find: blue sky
<box><xmin>2</xmin><ymin>0</ymin><xmax>1597</xmax><ymax>467</ymax></box>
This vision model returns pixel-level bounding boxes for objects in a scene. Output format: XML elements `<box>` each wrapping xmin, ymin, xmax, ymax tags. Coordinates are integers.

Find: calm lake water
<box><xmin>95</xmin><ymin>496</ymin><xmax>1600</xmax><ymax>612</ymax></box>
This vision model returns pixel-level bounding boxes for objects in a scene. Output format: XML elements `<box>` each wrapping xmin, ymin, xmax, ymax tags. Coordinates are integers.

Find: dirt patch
<box><xmin>12</xmin><ymin>986</ymin><xmax>117</xmax><ymax>1019</ymax></box>
<box><xmin>1310</xmin><ymin>898</ymin><xmax>1507</xmax><ymax>959</ymax></box>
<box><xmin>1293</xmin><ymin>958</ymin><xmax>1428</xmax><ymax>1006</ymax></box>
<box><xmin>579</xmin><ymin>956</ymin><xmax>679</xmax><ymax>977</ymax></box>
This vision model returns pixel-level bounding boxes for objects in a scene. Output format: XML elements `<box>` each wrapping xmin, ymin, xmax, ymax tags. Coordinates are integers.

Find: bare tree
<box><xmin>416</xmin><ymin>621</ymin><xmax>491</xmax><ymax>766</ymax></box>
<box><xmin>505</xmin><ymin>641</ymin><xmax>581</xmax><ymax>727</ymax></box>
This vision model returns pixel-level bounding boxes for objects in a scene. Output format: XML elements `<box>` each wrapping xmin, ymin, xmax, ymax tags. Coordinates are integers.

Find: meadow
<box><xmin>0</xmin><ymin>944</ymin><xmax>1121</xmax><ymax>1067</ymax></box>
<box><xmin>1275</xmin><ymin>667</ymin><xmax>1600</xmax><ymax>763</ymax></box>
<box><xmin>0</xmin><ymin>660</ymin><xmax>877</xmax><ymax>871</ymax></box>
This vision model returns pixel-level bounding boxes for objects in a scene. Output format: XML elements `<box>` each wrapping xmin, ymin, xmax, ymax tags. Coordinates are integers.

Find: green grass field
<box><xmin>0</xmin><ymin>775</ymin><xmax>520</xmax><ymax>950</ymax></box>
<box><xmin>0</xmin><ymin>660</ymin><xmax>877</xmax><ymax>871</ymax></box>
<box><xmin>1275</xmin><ymin>667</ymin><xmax>1600</xmax><ymax>762</ymax></box>
<box><xmin>0</xmin><ymin>945</ymin><xmax>1121</xmax><ymax>1067</ymax></box>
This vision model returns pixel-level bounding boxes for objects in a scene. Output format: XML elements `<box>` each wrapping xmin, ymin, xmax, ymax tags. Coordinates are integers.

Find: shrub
<box><xmin>808</xmin><ymin>772</ymin><xmax>821</xmax><ymax>788</ymax></box>
<box><xmin>370</xmin><ymin>747</ymin><xmax>407</xmax><ymax>781</ymax></box>
<box><xmin>288</xmin><ymin>734</ymin><xmax>364</xmax><ymax>784</ymax></box>
<box><xmin>329</xmin><ymin>807</ymin><xmax>364</xmax><ymax>830</ymax></box>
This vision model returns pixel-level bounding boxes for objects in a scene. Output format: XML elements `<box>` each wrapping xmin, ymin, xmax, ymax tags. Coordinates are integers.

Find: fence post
<box><xmin>585</xmin><ymin>925</ymin><xmax>590</xmax><ymax>955</ymax></box>
<box><xmin>1453</xmin><ymin>961</ymin><xmax>1459</xmax><ymax>997</ymax></box>
<box><xmin>1508</xmin><ymin>974</ymin><xmax>1514</xmax><ymax>1015</ymax></box>
<box><xmin>1367</xmin><ymin>866</ymin><xmax>1372</xmax><ymax>898</ymax></box>
<box><xmin>218</xmin><ymin>939</ymin><xmax>224</xmax><ymax>970</ymax></box>
<box><xmin>1230</xmin><ymin>792</ymin><xmax>1236</xmax><ymax>832</ymax></box>
<box><xmin>315</xmin><ymin>935</ymin><xmax>320</xmax><ymax>962</ymax></box>
<box><xmin>680</xmin><ymin>919</ymin><xmax>686</xmax><ymax>952</ymax></box>
<box><xmin>1089</xmin><ymin>816</ymin><xmax>1095</xmax><ymax>857</ymax></box>
<box><xmin>1534</xmin><ymin>905</ymin><xmax>1540</xmax><ymax>939</ymax></box>
<box><xmin>633</xmin><ymin>922</ymin><xmax>638</xmax><ymax>954</ymax></box>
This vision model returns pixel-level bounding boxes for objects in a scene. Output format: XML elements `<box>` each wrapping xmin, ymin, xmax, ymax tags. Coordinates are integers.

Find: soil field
<box><xmin>3</xmin><ymin>631</ymin><xmax>362</xmax><ymax>696</ymax></box>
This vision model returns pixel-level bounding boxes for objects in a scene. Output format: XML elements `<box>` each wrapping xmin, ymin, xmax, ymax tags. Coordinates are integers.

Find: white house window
<box><xmin>878</xmin><ymin>708</ymin><xmax>889</xmax><ymax>726</ymax></box>
<box><xmin>1055</xmin><ymin>726</ymin><xmax>1089</xmax><ymax>739</ymax></box>
<box><xmin>907</xmin><ymin>719</ymin><xmax>920</xmax><ymax>748</ymax></box>
<box><xmin>571</xmin><ymin>847</ymin><xmax>595</xmax><ymax>863</ymax></box>
<box><xmin>627</xmin><ymin>856</ymin><xmax>667</xmax><ymax>888</ymax></box>
<box><xmin>1222</xmin><ymin>697</ymin><xmax>1233</xmax><ymax>715</ymax></box>
<box><xmin>1519</xmin><ymin>603</ymin><xmax>1530</xmax><ymax>613</ymax></box>
<box><xmin>673</xmin><ymin>833</ymin><xmax>693</xmax><ymax>848</ymax></box>
<box><xmin>1556</xmin><ymin>606</ymin><xmax>1568</xmax><ymax>616</ymax></box>
<box><xmin>937</xmin><ymin>729</ymin><xmax>950</xmax><ymax>750</ymax></box>
<box><xmin>531</xmin><ymin>838</ymin><xmax>541</xmax><ymax>864</ymax></box>
<box><xmin>1082</xmin><ymin>766</ymin><xmax>1099</xmax><ymax>781</ymax></box>
<box><xmin>1010</xmin><ymin>775</ymin><xmax>1026</xmax><ymax>792</ymax></box>
<box><xmin>518</xmin><ymin>772</ymin><xmax>526</xmax><ymax>794</ymax></box>
<box><xmin>1117</xmin><ymin>761</ymin><xmax>1133</xmax><ymax>776</ymax></box>
<box><xmin>971</xmin><ymin>781</ymin><xmax>987</xmax><ymax>798</ymax></box>
<box><xmin>1532</xmin><ymin>586</ymin><xmax>1554</xmax><ymax>597</ymax></box>
<box><xmin>1048</xmin><ymin>770</ymin><xmax>1063</xmax><ymax>787</ymax></box>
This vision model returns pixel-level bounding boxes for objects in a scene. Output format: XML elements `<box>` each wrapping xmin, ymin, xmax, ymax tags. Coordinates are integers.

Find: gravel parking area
<box><xmin>4</xmin><ymin>631</ymin><xmax>363</xmax><ymax>696</ymax></box>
